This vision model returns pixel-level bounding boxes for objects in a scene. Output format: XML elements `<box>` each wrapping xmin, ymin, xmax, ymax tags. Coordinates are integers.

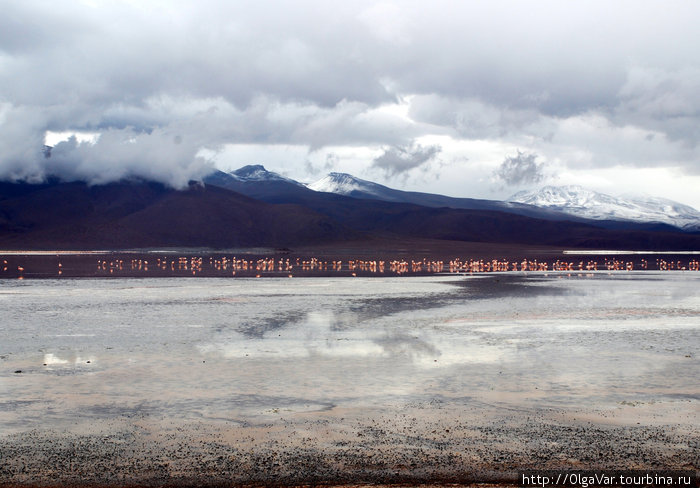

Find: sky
<box><xmin>2</xmin><ymin>1</ymin><xmax>700</xmax><ymax>208</ymax></box>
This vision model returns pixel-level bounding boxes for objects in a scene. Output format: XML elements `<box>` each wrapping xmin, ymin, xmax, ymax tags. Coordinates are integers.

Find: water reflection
<box><xmin>42</xmin><ymin>353</ymin><xmax>96</xmax><ymax>369</ymax></box>
<box><xmin>373</xmin><ymin>332</ymin><xmax>440</xmax><ymax>359</ymax></box>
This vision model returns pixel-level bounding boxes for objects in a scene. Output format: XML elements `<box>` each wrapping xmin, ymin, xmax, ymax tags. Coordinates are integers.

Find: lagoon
<box><xmin>0</xmin><ymin>272</ymin><xmax>698</xmax><ymax>484</ymax></box>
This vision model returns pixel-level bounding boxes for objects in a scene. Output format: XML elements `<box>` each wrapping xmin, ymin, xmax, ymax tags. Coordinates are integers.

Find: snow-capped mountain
<box><xmin>508</xmin><ymin>185</ymin><xmax>700</xmax><ymax>230</ymax></box>
<box><xmin>203</xmin><ymin>165</ymin><xmax>306</xmax><ymax>192</ymax></box>
<box><xmin>229</xmin><ymin>165</ymin><xmax>304</xmax><ymax>186</ymax></box>
<box><xmin>308</xmin><ymin>173</ymin><xmax>393</xmax><ymax>199</ymax></box>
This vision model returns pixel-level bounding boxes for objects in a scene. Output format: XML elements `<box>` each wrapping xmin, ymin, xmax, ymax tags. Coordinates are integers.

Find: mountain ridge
<box><xmin>1</xmin><ymin>169</ymin><xmax>699</xmax><ymax>250</ymax></box>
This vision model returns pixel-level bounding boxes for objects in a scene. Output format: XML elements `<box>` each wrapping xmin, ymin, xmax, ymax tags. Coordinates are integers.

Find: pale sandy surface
<box><xmin>0</xmin><ymin>273</ymin><xmax>698</xmax><ymax>486</ymax></box>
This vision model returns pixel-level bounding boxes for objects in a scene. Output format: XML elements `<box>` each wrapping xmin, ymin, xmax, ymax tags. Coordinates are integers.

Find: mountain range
<box><xmin>0</xmin><ymin>164</ymin><xmax>698</xmax><ymax>251</ymax></box>
<box><xmin>306</xmin><ymin>172</ymin><xmax>700</xmax><ymax>231</ymax></box>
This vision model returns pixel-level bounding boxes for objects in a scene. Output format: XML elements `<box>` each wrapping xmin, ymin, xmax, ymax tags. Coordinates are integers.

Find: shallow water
<box><xmin>1</xmin><ymin>272</ymin><xmax>698</xmax><ymax>434</ymax></box>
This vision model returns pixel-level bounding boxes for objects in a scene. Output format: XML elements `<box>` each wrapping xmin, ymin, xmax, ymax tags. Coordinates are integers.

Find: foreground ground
<box><xmin>1</xmin><ymin>400</ymin><xmax>697</xmax><ymax>486</ymax></box>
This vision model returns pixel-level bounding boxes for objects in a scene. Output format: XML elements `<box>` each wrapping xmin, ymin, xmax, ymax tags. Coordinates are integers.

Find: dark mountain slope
<box><xmin>0</xmin><ymin>180</ymin><xmax>352</xmax><ymax>249</ymax></box>
<box><xmin>99</xmin><ymin>184</ymin><xmax>351</xmax><ymax>248</ymax></box>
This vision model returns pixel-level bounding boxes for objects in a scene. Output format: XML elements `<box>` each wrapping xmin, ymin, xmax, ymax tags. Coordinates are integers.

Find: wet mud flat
<box><xmin>0</xmin><ymin>273</ymin><xmax>698</xmax><ymax>486</ymax></box>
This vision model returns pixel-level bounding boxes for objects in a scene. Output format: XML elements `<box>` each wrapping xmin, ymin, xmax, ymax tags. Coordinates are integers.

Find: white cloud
<box><xmin>357</xmin><ymin>2</ymin><xmax>413</xmax><ymax>46</ymax></box>
<box><xmin>45</xmin><ymin>131</ymin><xmax>100</xmax><ymax>146</ymax></box>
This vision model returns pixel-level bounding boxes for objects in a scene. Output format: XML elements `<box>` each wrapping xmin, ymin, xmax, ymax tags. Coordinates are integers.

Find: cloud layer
<box><xmin>1</xmin><ymin>1</ymin><xmax>699</xmax><ymax>205</ymax></box>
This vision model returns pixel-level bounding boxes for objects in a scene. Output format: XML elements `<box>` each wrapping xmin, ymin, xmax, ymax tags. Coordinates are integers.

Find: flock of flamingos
<box><xmin>1</xmin><ymin>254</ymin><xmax>699</xmax><ymax>279</ymax></box>
<box><xmin>87</xmin><ymin>255</ymin><xmax>700</xmax><ymax>277</ymax></box>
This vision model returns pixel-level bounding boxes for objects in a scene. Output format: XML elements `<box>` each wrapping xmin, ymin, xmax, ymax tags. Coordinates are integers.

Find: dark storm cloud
<box><xmin>372</xmin><ymin>143</ymin><xmax>441</xmax><ymax>176</ymax></box>
<box><xmin>0</xmin><ymin>0</ymin><xmax>699</xmax><ymax>186</ymax></box>
<box><xmin>0</xmin><ymin>1</ymin><xmax>393</xmax><ymax>108</ymax></box>
<box><xmin>495</xmin><ymin>151</ymin><xmax>545</xmax><ymax>186</ymax></box>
